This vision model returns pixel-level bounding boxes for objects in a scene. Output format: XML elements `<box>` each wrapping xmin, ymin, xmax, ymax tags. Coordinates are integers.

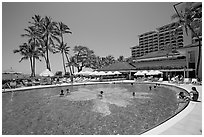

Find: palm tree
<box><xmin>53</xmin><ymin>22</ymin><xmax>72</xmax><ymax>74</ymax></box>
<box><xmin>172</xmin><ymin>2</ymin><xmax>202</xmax><ymax>79</ymax></box>
<box><xmin>13</xmin><ymin>43</ymin><xmax>42</xmax><ymax>77</ymax></box>
<box><xmin>40</xmin><ymin>16</ymin><xmax>58</xmax><ymax>71</ymax></box>
<box><xmin>66</xmin><ymin>56</ymin><xmax>77</xmax><ymax>74</ymax></box>
<box><xmin>54</xmin><ymin>43</ymin><xmax>71</xmax><ymax>74</ymax></box>
<box><xmin>21</xmin><ymin>26</ymin><xmax>44</xmax><ymax>77</ymax></box>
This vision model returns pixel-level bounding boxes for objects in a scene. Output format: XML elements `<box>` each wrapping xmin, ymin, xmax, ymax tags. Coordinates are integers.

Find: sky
<box><xmin>2</xmin><ymin>1</ymin><xmax>178</xmax><ymax>74</ymax></box>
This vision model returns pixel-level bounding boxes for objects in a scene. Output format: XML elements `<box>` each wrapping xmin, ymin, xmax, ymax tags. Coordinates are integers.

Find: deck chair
<box><xmin>191</xmin><ymin>78</ymin><xmax>198</xmax><ymax>84</ymax></box>
<box><xmin>183</xmin><ymin>78</ymin><xmax>191</xmax><ymax>84</ymax></box>
<box><xmin>158</xmin><ymin>78</ymin><xmax>163</xmax><ymax>82</ymax></box>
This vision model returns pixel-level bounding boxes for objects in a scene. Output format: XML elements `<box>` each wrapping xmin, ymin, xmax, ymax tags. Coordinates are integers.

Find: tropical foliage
<box><xmin>72</xmin><ymin>45</ymin><xmax>96</xmax><ymax>72</ymax></box>
<box><xmin>14</xmin><ymin>14</ymin><xmax>125</xmax><ymax>77</ymax></box>
<box><xmin>53</xmin><ymin>22</ymin><xmax>72</xmax><ymax>74</ymax></box>
<box><xmin>172</xmin><ymin>2</ymin><xmax>202</xmax><ymax>79</ymax></box>
<box><xmin>13</xmin><ymin>42</ymin><xmax>43</xmax><ymax>77</ymax></box>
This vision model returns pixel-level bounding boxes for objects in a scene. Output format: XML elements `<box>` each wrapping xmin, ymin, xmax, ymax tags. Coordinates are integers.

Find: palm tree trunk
<box><xmin>61</xmin><ymin>51</ymin><xmax>67</xmax><ymax>74</ymax></box>
<box><xmin>46</xmin><ymin>34</ymin><xmax>51</xmax><ymax>71</ymax></box>
<box><xmin>196</xmin><ymin>40</ymin><xmax>201</xmax><ymax>79</ymax></box>
<box><xmin>33</xmin><ymin>57</ymin><xmax>36</xmax><ymax>77</ymax></box>
<box><xmin>30</xmin><ymin>57</ymin><xmax>33</xmax><ymax>77</ymax></box>
<box><xmin>65</xmin><ymin>53</ymin><xmax>73</xmax><ymax>75</ymax></box>
<box><xmin>187</xmin><ymin>24</ymin><xmax>201</xmax><ymax>79</ymax></box>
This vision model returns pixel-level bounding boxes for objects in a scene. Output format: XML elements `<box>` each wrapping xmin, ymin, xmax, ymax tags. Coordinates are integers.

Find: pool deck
<box><xmin>2</xmin><ymin>80</ymin><xmax>202</xmax><ymax>135</ymax></box>
<box><xmin>143</xmin><ymin>81</ymin><xmax>202</xmax><ymax>135</ymax></box>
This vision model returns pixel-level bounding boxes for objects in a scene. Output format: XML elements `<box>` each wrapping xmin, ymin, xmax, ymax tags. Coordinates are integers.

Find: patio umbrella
<box><xmin>96</xmin><ymin>71</ymin><xmax>107</xmax><ymax>76</ymax></box>
<box><xmin>134</xmin><ymin>71</ymin><xmax>144</xmax><ymax>76</ymax></box>
<box><xmin>141</xmin><ymin>70</ymin><xmax>149</xmax><ymax>75</ymax></box>
<box><xmin>154</xmin><ymin>70</ymin><xmax>163</xmax><ymax>75</ymax></box>
<box><xmin>39</xmin><ymin>69</ymin><xmax>54</xmax><ymax>77</ymax></box>
<box><xmin>146</xmin><ymin>70</ymin><xmax>156</xmax><ymax>75</ymax></box>
<box><xmin>90</xmin><ymin>71</ymin><xmax>99</xmax><ymax>76</ymax></box>
<box><xmin>113</xmin><ymin>71</ymin><xmax>121</xmax><ymax>75</ymax></box>
<box><xmin>106</xmin><ymin>71</ymin><xmax>115</xmax><ymax>75</ymax></box>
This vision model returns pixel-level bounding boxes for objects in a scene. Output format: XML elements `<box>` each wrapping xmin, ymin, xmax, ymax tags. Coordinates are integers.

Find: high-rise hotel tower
<box><xmin>131</xmin><ymin>22</ymin><xmax>192</xmax><ymax>59</ymax></box>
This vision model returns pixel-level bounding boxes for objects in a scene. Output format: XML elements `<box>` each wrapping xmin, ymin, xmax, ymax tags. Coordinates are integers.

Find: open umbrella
<box><xmin>141</xmin><ymin>70</ymin><xmax>148</xmax><ymax>75</ymax></box>
<box><xmin>113</xmin><ymin>71</ymin><xmax>121</xmax><ymax>75</ymax></box>
<box><xmin>90</xmin><ymin>71</ymin><xmax>99</xmax><ymax>76</ymax></box>
<box><xmin>96</xmin><ymin>71</ymin><xmax>107</xmax><ymax>76</ymax></box>
<box><xmin>134</xmin><ymin>71</ymin><xmax>144</xmax><ymax>76</ymax></box>
<box><xmin>40</xmin><ymin>69</ymin><xmax>54</xmax><ymax>77</ymax></box>
<box><xmin>106</xmin><ymin>71</ymin><xmax>115</xmax><ymax>75</ymax></box>
<box><xmin>154</xmin><ymin>70</ymin><xmax>163</xmax><ymax>75</ymax></box>
<box><xmin>146</xmin><ymin>70</ymin><xmax>156</xmax><ymax>75</ymax></box>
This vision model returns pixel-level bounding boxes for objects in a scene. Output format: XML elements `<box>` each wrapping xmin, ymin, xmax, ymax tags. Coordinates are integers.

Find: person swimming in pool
<box><xmin>98</xmin><ymin>91</ymin><xmax>103</xmax><ymax>98</ymax></box>
<box><xmin>132</xmin><ymin>91</ymin><xmax>136</xmax><ymax>97</ymax></box>
<box><xmin>66</xmin><ymin>89</ymin><xmax>70</xmax><ymax>95</ymax></box>
<box><xmin>60</xmin><ymin>90</ymin><xmax>64</xmax><ymax>97</ymax></box>
<box><xmin>149</xmin><ymin>86</ymin><xmax>152</xmax><ymax>91</ymax></box>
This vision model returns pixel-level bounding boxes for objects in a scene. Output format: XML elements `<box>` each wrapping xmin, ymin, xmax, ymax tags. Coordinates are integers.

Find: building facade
<box><xmin>131</xmin><ymin>22</ymin><xmax>192</xmax><ymax>59</ymax></box>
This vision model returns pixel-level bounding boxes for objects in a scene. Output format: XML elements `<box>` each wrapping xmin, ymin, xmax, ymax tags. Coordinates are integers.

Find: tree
<box><xmin>13</xmin><ymin>43</ymin><xmax>42</xmax><ymax>77</ymax></box>
<box><xmin>72</xmin><ymin>45</ymin><xmax>96</xmax><ymax>72</ymax></box>
<box><xmin>117</xmin><ymin>55</ymin><xmax>124</xmax><ymax>62</ymax></box>
<box><xmin>21</xmin><ymin>26</ymin><xmax>45</xmax><ymax>77</ymax></box>
<box><xmin>104</xmin><ymin>55</ymin><xmax>115</xmax><ymax>66</ymax></box>
<box><xmin>53</xmin><ymin>22</ymin><xmax>72</xmax><ymax>74</ymax></box>
<box><xmin>172</xmin><ymin>2</ymin><xmax>202</xmax><ymax>79</ymax></box>
<box><xmin>39</xmin><ymin>16</ymin><xmax>58</xmax><ymax>71</ymax></box>
<box><xmin>66</xmin><ymin>56</ymin><xmax>77</xmax><ymax>74</ymax></box>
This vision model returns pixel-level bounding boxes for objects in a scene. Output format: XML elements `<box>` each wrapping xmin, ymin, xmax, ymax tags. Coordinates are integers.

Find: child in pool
<box><xmin>98</xmin><ymin>91</ymin><xmax>103</xmax><ymax>98</ymax></box>
<box><xmin>60</xmin><ymin>90</ymin><xmax>64</xmax><ymax>97</ymax></box>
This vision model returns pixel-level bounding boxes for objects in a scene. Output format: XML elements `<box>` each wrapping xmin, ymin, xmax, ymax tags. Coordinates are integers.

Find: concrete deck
<box><xmin>143</xmin><ymin>81</ymin><xmax>202</xmax><ymax>135</ymax></box>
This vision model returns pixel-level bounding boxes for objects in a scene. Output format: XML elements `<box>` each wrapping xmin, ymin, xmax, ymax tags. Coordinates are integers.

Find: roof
<box><xmin>98</xmin><ymin>62</ymin><xmax>136</xmax><ymax>71</ymax></box>
<box><xmin>135</xmin><ymin>50</ymin><xmax>181</xmax><ymax>60</ymax></box>
<box><xmin>132</xmin><ymin>58</ymin><xmax>187</xmax><ymax>70</ymax></box>
<box><xmin>179</xmin><ymin>41</ymin><xmax>200</xmax><ymax>49</ymax></box>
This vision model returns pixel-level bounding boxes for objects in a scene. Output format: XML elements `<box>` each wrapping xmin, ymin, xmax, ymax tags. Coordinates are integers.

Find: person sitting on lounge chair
<box><xmin>189</xmin><ymin>87</ymin><xmax>199</xmax><ymax>101</ymax></box>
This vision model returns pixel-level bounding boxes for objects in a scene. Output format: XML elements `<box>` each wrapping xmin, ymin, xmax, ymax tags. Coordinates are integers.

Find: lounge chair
<box><xmin>10</xmin><ymin>80</ymin><xmax>17</xmax><ymax>88</ymax></box>
<box><xmin>158</xmin><ymin>78</ymin><xmax>163</xmax><ymax>82</ymax></box>
<box><xmin>183</xmin><ymin>78</ymin><xmax>191</xmax><ymax>84</ymax></box>
<box><xmin>191</xmin><ymin>78</ymin><xmax>201</xmax><ymax>85</ymax></box>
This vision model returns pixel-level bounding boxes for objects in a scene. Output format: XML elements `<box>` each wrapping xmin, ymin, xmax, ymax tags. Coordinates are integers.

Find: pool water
<box><xmin>2</xmin><ymin>83</ymin><xmax>179</xmax><ymax>135</ymax></box>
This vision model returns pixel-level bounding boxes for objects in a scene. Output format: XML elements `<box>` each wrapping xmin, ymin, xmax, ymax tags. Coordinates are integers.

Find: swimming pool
<box><xmin>2</xmin><ymin>82</ymin><xmax>188</xmax><ymax>135</ymax></box>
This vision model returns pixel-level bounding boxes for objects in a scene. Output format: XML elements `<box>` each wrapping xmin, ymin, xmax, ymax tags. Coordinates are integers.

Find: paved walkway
<box><xmin>143</xmin><ymin>82</ymin><xmax>202</xmax><ymax>135</ymax></box>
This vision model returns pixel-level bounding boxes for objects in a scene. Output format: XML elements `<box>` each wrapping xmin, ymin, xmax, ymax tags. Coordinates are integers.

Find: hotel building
<box><xmin>131</xmin><ymin>22</ymin><xmax>192</xmax><ymax>59</ymax></box>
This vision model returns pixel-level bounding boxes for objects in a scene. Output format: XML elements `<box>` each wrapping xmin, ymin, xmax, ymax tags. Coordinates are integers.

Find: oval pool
<box><xmin>2</xmin><ymin>82</ymin><xmax>188</xmax><ymax>135</ymax></box>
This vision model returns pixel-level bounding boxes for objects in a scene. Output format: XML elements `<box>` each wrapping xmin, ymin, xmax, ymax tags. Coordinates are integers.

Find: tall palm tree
<box><xmin>40</xmin><ymin>16</ymin><xmax>58</xmax><ymax>71</ymax></box>
<box><xmin>21</xmin><ymin>26</ymin><xmax>44</xmax><ymax>77</ymax></box>
<box><xmin>13</xmin><ymin>43</ymin><xmax>42</xmax><ymax>77</ymax></box>
<box><xmin>172</xmin><ymin>2</ymin><xmax>202</xmax><ymax>79</ymax></box>
<box><xmin>53</xmin><ymin>22</ymin><xmax>72</xmax><ymax>74</ymax></box>
<box><xmin>54</xmin><ymin>43</ymin><xmax>71</xmax><ymax>74</ymax></box>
